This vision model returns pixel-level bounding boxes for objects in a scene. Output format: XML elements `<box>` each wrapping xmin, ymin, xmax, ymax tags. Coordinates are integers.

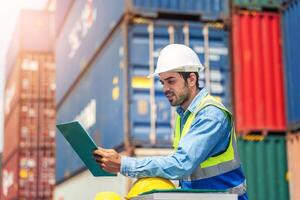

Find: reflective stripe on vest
<box><xmin>173</xmin><ymin>95</ymin><xmax>241</xmax><ymax>180</ymax></box>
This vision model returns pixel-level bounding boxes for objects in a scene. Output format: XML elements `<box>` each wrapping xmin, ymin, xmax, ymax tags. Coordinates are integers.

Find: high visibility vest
<box><xmin>173</xmin><ymin>95</ymin><xmax>247</xmax><ymax>197</ymax></box>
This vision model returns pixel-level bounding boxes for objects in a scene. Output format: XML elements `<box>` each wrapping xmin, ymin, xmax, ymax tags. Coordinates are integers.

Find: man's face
<box><xmin>159</xmin><ymin>71</ymin><xmax>190</xmax><ymax>107</ymax></box>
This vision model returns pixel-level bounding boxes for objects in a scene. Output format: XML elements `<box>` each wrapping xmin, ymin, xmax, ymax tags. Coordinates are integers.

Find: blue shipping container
<box><xmin>54</xmin><ymin>0</ymin><xmax>74</xmax><ymax>38</ymax></box>
<box><xmin>130</xmin><ymin>0</ymin><xmax>228</xmax><ymax>20</ymax></box>
<box><xmin>55</xmin><ymin>0</ymin><xmax>229</xmax><ymax>104</ymax></box>
<box><xmin>56</xmin><ymin>18</ymin><xmax>232</xmax><ymax>182</ymax></box>
<box><xmin>282</xmin><ymin>0</ymin><xmax>300</xmax><ymax>130</ymax></box>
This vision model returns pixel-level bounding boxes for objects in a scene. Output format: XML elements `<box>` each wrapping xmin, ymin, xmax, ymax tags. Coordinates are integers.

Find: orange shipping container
<box><xmin>4</xmin><ymin>53</ymin><xmax>55</xmax><ymax>120</ymax></box>
<box><xmin>3</xmin><ymin>102</ymin><xmax>39</xmax><ymax>161</ymax></box>
<box><xmin>39</xmin><ymin>101</ymin><xmax>56</xmax><ymax>148</ymax></box>
<box><xmin>287</xmin><ymin>133</ymin><xmax>300</xmax><ymax>200</ymax></box>
<box><xmin>1</xmin><ymin>150</ymin><xmax>39</xmax><ymax>200</ymax></box>
<box><xmin>1</xmin><ymin>152</ymin><xmax>19</xmax><ymax>200</ymax></box>
<box><xmin>39</xmin><ymin>55</ymin><xmax>56</xmax><ymax>100</ymax></box>
<box><xmin>232</xmin><ymin>11</ymin><xmax>286</xmax><ymax>132</ymax></box>
<box><xmin>4</xmin><ymin>55</ymin><xmax>39</xmax><ymax>119</ymax></box>
<box><xmin>37</xmin><ymin>148</ymin><xmax>55</xmax><ymax>198</ymax></box>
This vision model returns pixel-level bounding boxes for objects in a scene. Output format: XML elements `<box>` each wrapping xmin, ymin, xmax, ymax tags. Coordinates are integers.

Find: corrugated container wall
<box><xmin>233</xmin><ymin>0</ymin><xmax>281</xmax><ymax>9</ymax></box>
<box><xmin>54</xmin><ymin>0</ymin><xmax>74</xmax><ymax>37</ymax></box>
<box><xmin>1</xmin><ymin>153</ymin><xmax>19</xmax><ymax>200</ymax></box>
<box><xmin>4</xmin><ymin>53</ymin><xmax>55</xmax><ymax>120</ymax></box>
<box><xmin>56</xmin><ymin>0</ymin><xmax>229</xmax><ymax>104</ymax></box>
<box><xmin>282</xmin><ymin>0</ymin><xmax>300</xmax><ymax>131</ymax></box>
<box><xmin>3</xmin><ymin>53</ymin><xmax>55</xmax><ymax>161</ymax></box>
<box><xmin>56</xmin><ymin>18</ymin><xmax>232</xmax><ymax>182</ymax></box>
<box><xmin>129</xmin><ymin>0</ymin><xmax>229</xmax><ymax>19</ymax></box>
<box><xmin>232</xmin><ymin>11</ymin><xmax>286</xmax><ymax>133</ymax></box>
<box><xmin>1</xmin><ymin>150</ymin><xmax>40</xmax><ymax>200</ymax></box>
<box><xmin>237</xmin><ymin>136</ymin><xmax>289</xmax><ymax>200</ymax></box>
<box><xmin>5</xmin><ymin>10</ymin><xmax>54</xmax><ymax>79</ymax></box>
<box><xmin>287</xmin><ymin>133</ymin><xmax>300</xmax><ymax>200</ymax></box>
<box><xmin>2</xmin><ymin>9</ymin><xmax>56</xmax><ymax>200</ymax></box>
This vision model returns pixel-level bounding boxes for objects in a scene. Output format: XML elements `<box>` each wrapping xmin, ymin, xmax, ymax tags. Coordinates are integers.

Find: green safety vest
<box><xmin>173</xmin><ymin>94</ymin><xmax>241</xmax><ymax>180</ymax></box>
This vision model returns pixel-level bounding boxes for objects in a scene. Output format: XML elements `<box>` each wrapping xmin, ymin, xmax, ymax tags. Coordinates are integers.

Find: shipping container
<box><xmin>129</xmin><ymin>0</ymin><xmax>229</xmax><ymax>20</ymax></box>
<box><xmin>39</xmin><ymin>55</ymin><xmax>56</xmax><ymax>100</ymax></box>
<box><xmin>1</xmin><ymin>152</ymin><xmax>19</xmax><ymax>200</ymax></box>
<box><xmin>55</xmin><ymin>0</ymin><xmax>229</xmax><ymax>104</ymax></box>
<box><xmin>286</xmin><ymin>133</ymin><xmax>300</xmax><ymax>200</ymax></box>
<box><xmin>4</xmin><ymin>53</ymin><xmax>55</xmax><ymax>120</ymax></box>
<box><xmin>232</xmin><ymin>0</ymin><xmax>281</xmax><ymax>9</ymax></box>
<box><xmin>1</xmin><ymin>150</ymin><xmax>40</xmax><ymax>200</ymax></box>
<box><xmin>39</xmin><ymin>102</ymin><xmax>56</xmax><ymax>148</ymax></box>
<box><xmin>3</xmin><ymin>102</ymin><xmax>39</xmax><ymax>161</ymax></box>
<box><xmin>6</xmin><ymin>10</ymin><xmax>54</xmax><ymax>78</ymax></box>
<box><xmin>54</xmin><ymin>0</ymin><xmax>75</xmax><ymax>37</ymax></box>
<box><xmin>37</xmin><ymin>148</ymin><xmax>55</xmax><ymax>198</ymax></box>
<box><xmin>5</xmin><ymin>55</ymin><xmax>39</xmax><ymax>118</ymax></box>
<box><xmin>282</xmin><ymin>0</ymin><xmax>300</xmax><ymax>131</ymax></box>
<box><xmin>237</xmin><ymin>135</ymin><xmax>289</xmax><ymax>200</ymax></box>
<box><xmin>232</xmin><ymin>11</ymin><xmax>286</xmax><ymax>133</ymax></box>
<box><xmin>56</xmin><ymin>17</ymin><xmax>232</xmax><ymax>182</ymax></box>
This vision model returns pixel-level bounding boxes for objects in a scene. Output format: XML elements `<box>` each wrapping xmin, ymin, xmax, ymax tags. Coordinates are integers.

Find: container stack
<box><xmin>54</xmin><ymin>0</ymin><xmax>234</xmax><ymax>197</ymax></box>
<box><xmin>231</xmin><ymin>1</ymin><xmax>291</xmax><ymax>200</ymax></box>
<box><xmin>52</xmin><ymin>0</ymin><xmax>298</xmax><ymax>199</ymax></box>
<box><xmin>281</xmin><ymin>0</ymin><xmax>300</xmax><ymax>199</ymax></box>
<box><xmin>1</xmin><ymin>10</ymin><xmax>56</xmax><ymax>200</ymax></box>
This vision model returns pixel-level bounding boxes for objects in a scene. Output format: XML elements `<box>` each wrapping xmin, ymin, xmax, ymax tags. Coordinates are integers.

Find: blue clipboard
<box><xmin>56</xmin><ymin>121</ymin><xmax>116</xmax><ymax>177</ymax></box>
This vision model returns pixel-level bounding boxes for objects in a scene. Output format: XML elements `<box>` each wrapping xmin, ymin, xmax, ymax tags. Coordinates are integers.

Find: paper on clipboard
<box><xmin>56</xmin><ymin>121</ymin><xmax>116</xmax><ymax>177</ymax></box>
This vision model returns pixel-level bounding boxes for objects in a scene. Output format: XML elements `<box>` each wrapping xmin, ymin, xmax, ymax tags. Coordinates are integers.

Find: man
<box><xmin>93</xmin><ymin>44</ymin><xmax>248</xmax><ymax>200</ymax></box>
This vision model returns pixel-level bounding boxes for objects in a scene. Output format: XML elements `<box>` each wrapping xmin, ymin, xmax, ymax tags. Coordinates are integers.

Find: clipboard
<box><xmin>56</xmin><ymin>121</ymin><xmax>116</xmax><ymax>177</ymax></box>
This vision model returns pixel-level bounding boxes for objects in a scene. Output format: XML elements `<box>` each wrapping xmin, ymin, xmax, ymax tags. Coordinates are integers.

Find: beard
<box><xmin>165</xmin><ymin>87</ymin><xmax>190</xmax><ymax>107</ymax></box>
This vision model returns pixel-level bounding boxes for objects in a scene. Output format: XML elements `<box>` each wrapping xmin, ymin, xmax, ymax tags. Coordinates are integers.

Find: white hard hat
<box><xmin>148</xmin><ymin>44</ymin><xmax>204</xmax><ymax>77</ymax></box>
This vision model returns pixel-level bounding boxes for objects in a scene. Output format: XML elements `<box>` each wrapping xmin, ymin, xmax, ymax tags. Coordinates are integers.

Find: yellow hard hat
<box><xmin>94</xmin><ymin>191</ymin><xmax>122</xmax><ymax>200</ymax></box>
<box><xmin>126</xmin><ymin>177</ymin><xmax>175</xmax><ymax>199</ymax></box>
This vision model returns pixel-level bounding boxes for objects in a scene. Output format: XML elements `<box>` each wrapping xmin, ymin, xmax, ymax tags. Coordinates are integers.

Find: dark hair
<box><xmin>178</xmin><ymin>72</ymin><xmax>200</xmax><ymax>89</ymax></box>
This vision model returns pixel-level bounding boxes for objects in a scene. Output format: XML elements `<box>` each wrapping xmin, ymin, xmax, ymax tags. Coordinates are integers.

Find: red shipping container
<box><xmin>287</xmin><ymin>133</ymin><xmax>300</xmax><ymax>200</ymax></box>
<box><xmin>1</xmin><ymin>152</ymin><xmax>19</xmax><ymax>200</ymax></box>
<box><xmin>3</xmin><ymin>102</ymin><xmax>39</xmax><ymax>161</ymax></box>
<box><xmin>39</xmin><ymin>101</ymin><xmax>56</xmax><ymax>148</ymax></box>
<box><xmin>18</xmin><ymin>150</ymin><xmax>39</xmax><ymax>199</ymax></box>
<box><xmin>4</xmin><ymin>53</ymin><xmax>55</xmax><ymax>120</ymax></box>
<box><xmin>39</xmin><ymin>55</ymin><xmax>56</xmax><ymax>100</ymax></box>
<box><xmin>4</xmin><ymin>54</ymin><xmax>39</xmax><ymax>119</ymax></box>
<box><xmin>232</xmin><ymin>11</ymin><xmax>286</xmax><ymax>132</ymax></box>
<box><xmin>1</xmin><ymin>150</ymin><xmax>39</xmax><ymax>200</ymax></box>
<box><xmin>37</xmin><ymin>148</ymin><xmax>55</xmax><ymax>198</ymax></box>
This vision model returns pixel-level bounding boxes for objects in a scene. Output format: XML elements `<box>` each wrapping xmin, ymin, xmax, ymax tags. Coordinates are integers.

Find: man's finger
<box><xmin>93</xmin><ymin>149</ymin><xmax>107</xmax><ymax>157</ymax></box>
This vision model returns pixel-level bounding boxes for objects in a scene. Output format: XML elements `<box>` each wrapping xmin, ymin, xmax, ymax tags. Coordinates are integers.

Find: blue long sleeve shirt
<box><xmin>121</xmin><ymin>88</ymin><xmax>231</xmax><ymax>179</ymax></box>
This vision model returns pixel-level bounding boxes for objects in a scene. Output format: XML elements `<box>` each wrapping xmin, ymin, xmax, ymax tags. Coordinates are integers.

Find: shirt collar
<box><xmin>176</xmin><ymin>88</ymin><xmax>208</xmax><ymax>116</ymax></box>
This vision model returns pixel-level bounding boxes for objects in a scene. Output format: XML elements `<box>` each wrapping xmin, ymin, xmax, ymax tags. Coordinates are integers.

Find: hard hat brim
<box><xmin>147</xmin><ymin>65</ymin><xmax>204</xmax><ymax>78</ymax></box>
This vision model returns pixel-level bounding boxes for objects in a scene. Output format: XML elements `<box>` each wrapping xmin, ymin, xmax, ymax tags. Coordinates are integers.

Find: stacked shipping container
<box><xmin>232</xmin><ymin>1</ymin><xmax>290</xmax><ymax>200</ymax></box>
<box><xmin>55</xmin><ymin>0</ymin><xmax>232</xmax><ymax>183</ymax></box>
<box><xmin>286</xmin><ymin>133</ymin><xmax>300</xmax><ymax>200</ymax></box>
<box><xmin>237</xmin><ymin>135</ymin><xmax>289</xmax><ymax>200</ymax></box>
<box><xmin>53</xmin><ymin>1</ymin><xmax>299</xmax><ymax>200</ymax></box>
<box><xmin>282</xmin><ymin>0</ymin><xmax>300</xmax><ymax>131</ymax></box>
<box><xmin>1</xmin><ymin>10</ymin><xmax>56</xmax><ymax>200</ymax></box>
<box><xmin>232</xmin><ymin>11</ymin><xmax>286</xmax><ymax>132</ymax></box>
<box><xmin>281</xmin><ymin>0</ymin><xmax>300</xmax><ymax>199</ymax></box>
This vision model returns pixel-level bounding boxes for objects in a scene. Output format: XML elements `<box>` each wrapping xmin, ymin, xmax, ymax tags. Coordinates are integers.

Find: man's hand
<box><xmin>93</xmin><ymin>148</ymin><xmax>121</xmax><ymax>173</ymax></box>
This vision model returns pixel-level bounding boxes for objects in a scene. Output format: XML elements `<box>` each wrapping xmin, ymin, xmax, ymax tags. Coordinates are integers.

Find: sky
<box><xmin>0</xmin><ymin>0</ymin><xmax>49</xmax><ymax>152</ymax></box>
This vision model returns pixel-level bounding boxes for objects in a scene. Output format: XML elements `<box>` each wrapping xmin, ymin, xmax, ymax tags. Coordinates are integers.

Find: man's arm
<box><xmin>93</xmin><ymin>106</ymin><xmax>231</xmax><ymax>179</ymax></box>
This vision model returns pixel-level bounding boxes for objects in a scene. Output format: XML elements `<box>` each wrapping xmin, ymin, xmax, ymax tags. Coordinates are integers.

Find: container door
<box><xmin>129</xmin><ymin>22</ymin><xmax>179</xmax><ymax>147</ymax></box>
<box><xmin>184</xmin><ymin>23</ymin><xmax>232</xmax><ymax>111</ymax></box>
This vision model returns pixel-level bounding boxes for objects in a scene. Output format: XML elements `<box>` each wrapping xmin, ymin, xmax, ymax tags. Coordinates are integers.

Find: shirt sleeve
<box><xmin>120</xmin><ymin>106</ymin><xmax>231</xmax><ymax>179</ymax></box>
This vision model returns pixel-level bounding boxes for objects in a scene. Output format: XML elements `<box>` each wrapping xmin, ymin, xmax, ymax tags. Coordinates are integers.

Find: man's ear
<box><xmin>188</xmin><ymin>73</ymin><xmax>197</xmax><ymax>87</ymax></box>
